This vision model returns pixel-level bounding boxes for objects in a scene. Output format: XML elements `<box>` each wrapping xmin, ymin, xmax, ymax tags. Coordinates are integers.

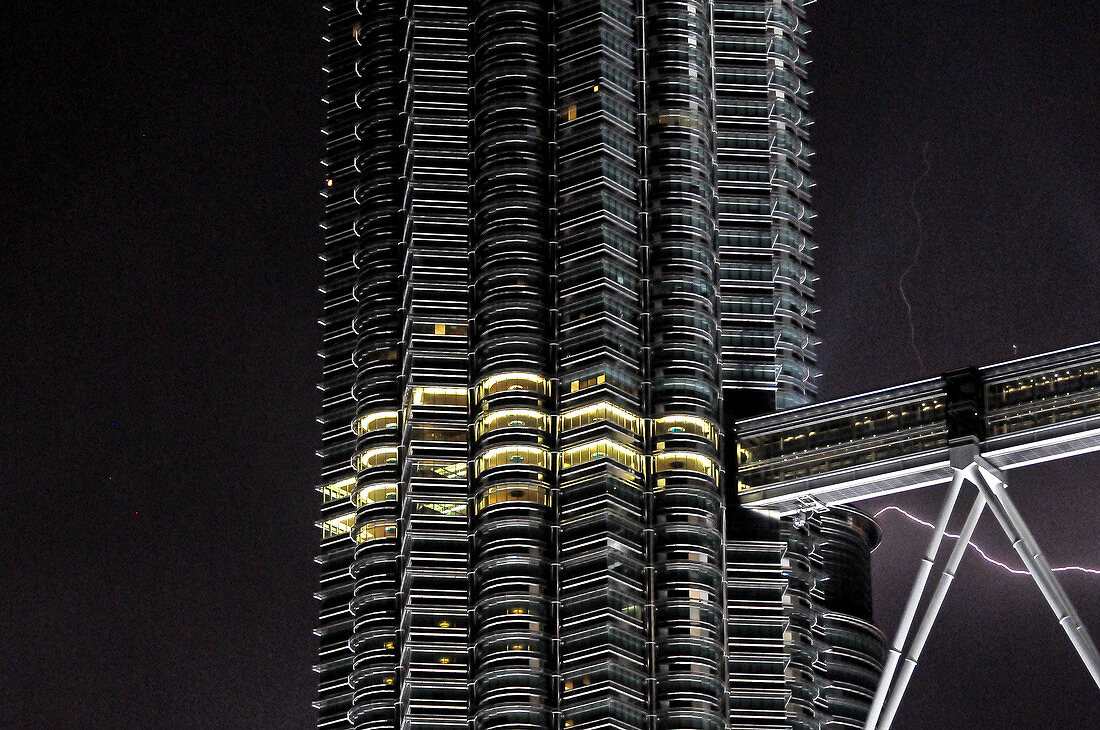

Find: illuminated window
<box><xmin>353</xmin><ymin>410</ymin><xmax>399</xmax><ymax>435</ymax></box>
<box><xmin>412</xmin><ymin>321</ymin><xmax>467</xmax><ymax>338</ymax></box>
<box><xmin>560</xmin><ymin>439</ymin><xmax>642</xmax><ymax>472</ymax></box>
<box><xmin>475</xmin><ymin>371</ymin><xmax>549</xmax><ymax>400</ymax></box>
<box><xmin>353</xmin><ymin>446</ymin><xmax>399</xmax><ymax>471</ymax></box>
<box><xmin>559</xmin><ymin>401</ymin><xmax>642</xmax><ymax>434</ymax></box>
<box><xmin>355</xmin><ymin>520</ymin><xmax>397</xmax><ymax>543</ymax></box>
<box><xmin>320</xmin><ymin>512</ymin><xmax>355</xmax><ymax>539</ymax></box>
<box><xmin>356</xmin><ymin>482</ymin><xmax>398</xmax><ymax>507</ymax></box>
<box><xmin>654</xmin><ymin>415</ymin><xmax>718</xmax><ymax>444</ymax></box>
<box><xmin>475</xmin><ymin>483</ymin><xmax>551</xmax><ymax>513</ymax></box>
<box><xmin>475</xmin><ymin>408</ymin><xmax>550</xmax><ymax>437</ymax></box>
<box><xmin>320</xmin><ymin>476</ymin><xmax>356</xmax><ymax>503</ymax></box>
<box><xmin>474</xmin><ymin>445</ymin><xmax>549</xmax><ymax>476</ymax></box>
<box><xmin>410</xmin><ymin>386</ymin><xmax>467</xmax><ymax>407</ymax></box>
<box><xmin>411</xmin><ymin>460</ymin><xmax>467</xmax><ymax>480</ymax></box>
<box><xmin>569</xmin><ymin>373</ymin><xmax>605</xmax><ymax>393</ymax></box>
<box><xmin>653</xmin><ymin>451</ymin><xmax>718</xmax><ymax>481</ymax></box>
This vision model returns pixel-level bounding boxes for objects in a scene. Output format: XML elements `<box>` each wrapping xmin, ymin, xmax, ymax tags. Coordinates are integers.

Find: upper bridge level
<box><xmin>735</xmin><ymin>341</ymin><xmax>1100</xmax><ymax>515</ymax></box>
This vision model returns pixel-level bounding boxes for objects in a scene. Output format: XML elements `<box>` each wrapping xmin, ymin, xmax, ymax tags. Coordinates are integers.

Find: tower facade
<box><xmin>314</xmin><ymin>2</ymin><xmax>882</xmax><ymax>729</ymax></box>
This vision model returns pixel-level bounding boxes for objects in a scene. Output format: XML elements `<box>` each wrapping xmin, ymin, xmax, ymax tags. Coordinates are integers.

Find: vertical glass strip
<box><xmin>555</xmin><ymin>0</ymin><xmax>650</xmax><ymax>728</ymax></box>
<box><xmin>317</xmin><ymin>2</ymin><xmax>377</xmax><ymax>729</ymax></box>
<box><xmin>397</xmin><ymin>1</ymin><xmax>473</xmax><ymax>729</ymax></box>
<box><xmin>469</xmin><ymin>1</ymin><xmax>556</xmax><ymax>727</ymax></box>
<box><xmin>347</xmin><ymin>0</ymin><xmax>407</xmax><ymax>727</ymax></box>
<box><xmin>643</xmin><ymin>0</ymin><xmax>729</xmax><ymax>728</ymax></box>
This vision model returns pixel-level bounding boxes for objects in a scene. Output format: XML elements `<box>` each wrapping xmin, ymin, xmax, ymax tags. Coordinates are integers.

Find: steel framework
<box><xmin>862</xmin><ymin>441</ymin><xmax>1100</xmax><ymax>729</ymax></box>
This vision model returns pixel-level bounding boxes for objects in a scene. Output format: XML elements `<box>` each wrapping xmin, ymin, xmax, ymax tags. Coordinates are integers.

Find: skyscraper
<box><xmin>314</xmin><ymin>1</ymin><xmax>883</xmax><ymax>729</ymax></box>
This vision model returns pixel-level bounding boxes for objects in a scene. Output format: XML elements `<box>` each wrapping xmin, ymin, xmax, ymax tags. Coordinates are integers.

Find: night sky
<box><xmin>3</xmin><ymin>1</ymin><xmax>1097</xmax><ymax>728</ymax></box>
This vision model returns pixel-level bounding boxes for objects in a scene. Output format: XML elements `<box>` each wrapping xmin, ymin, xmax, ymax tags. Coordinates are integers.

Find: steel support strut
<box><xmin>876</xmin><ymin>481</ymin><xmax>987</xmax><ymax>730</ymax></box>
<box><xmin>868</xmin><ymin>445</ymin><xmax>1100</xmax><ymax>730</ymax></box>
<box><xmin>970</xmin><ymin>456</ymin><xmax>1100</xmax><ymax>690</ymax></box>
<box><xmin>863</xmin><ymin>470</ymin><xmax>965</xmax><ymax>730</ymax></box>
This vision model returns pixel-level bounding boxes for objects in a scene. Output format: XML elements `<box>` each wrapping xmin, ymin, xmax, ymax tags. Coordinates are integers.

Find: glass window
<box><xmin>356</xmin><ymin>482</ymin><xmax>398</xmax><ymax>507</ymax></box>
<box><xmin>320</xmin><ymin>476</ymin><xmax>356</xmax><ymax>503</ymax></box>
<box><xmin>410</xmin><ymin>386</ymin><xmax>467</xmax><ymax>407</ymax></box>
<box><xmin>654</xmin><ymin>414</ymin><xmax>718</xmax><ymax>444</ymax></box>
<box><xmin>353</xmin><ymin>410</ymin><xmax>399</xmax><ymax>435</ymax></box>
<box><xmin>476</xmin><ymin>408</ymin><xmax>550</xmax><ymax>437</ymax></box>
<box><xmin>320</xmin><ymin>512</ymin><xmax>355</xmax><ymax>539</ymax></box>
<box><xmin>411</xmin><ymin>460</ymin><xmax>468</xmax><ymax>480</ymax></box>
<box><xmin>409</xmin><ymin>425</ymin><xmax>468</xmax><ymax>443</ymax></box>
<box><xmin>569</xmin><ymin>373</ymin><xmax>605</xmax><ymax>393</ymax></box>
<box><xmin>354</xmin><ymin>446</ymin><xmax>399</xmax><ymax>471</ymax></box>
<box><xmin>654</xmin><ymin>450</ymin><xmax>717</xmax><ymax>481</ymax></box>
<box><xmin>476</xmin><ymin>371</ymin><xmax>550</xmax><ymax>400</ymax></box>
<box><xmin>560</xmin><ymin>401</ymin><xmax>642</xmax><ymax>434</ymax></box>
<box><xmin>355</xmin><ymin>520</ymin><xmax>397</xmax><ymax>543</ymax></box>
<box><xmin>561</xmin><ymin>439</ymin><xmax>642</xmax><ymax>472</ymax></box>
<box><xmin>415</xmin><ymin>501</ymin><xmax>466</xmax><ymax>516</ymax></box>
<box><xmin>474</xmin><ymin>445</ymin><xmax>550</xmax><ymax>476</ymax></box>
<box><xmin>475</xmin><ymin>483</ymin><xmax>551</xmax><ymax>513</ymax></box>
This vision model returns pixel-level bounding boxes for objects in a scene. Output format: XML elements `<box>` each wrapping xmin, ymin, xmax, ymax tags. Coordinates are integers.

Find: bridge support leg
<box><xmin>870</xmin><ymin>449</ymin><xmax>1100</xmax><ymax>730</ymax></box>
<box><xmin>864</xmin><ymin>469</ymin><xmax>965</xmax><ymax>730</ymax></box>
<box><xmin>970</xmin><ymin>457</ymin><xmax>1100</xmax><ymax>691</ymax></box>
<box><xmin>875</xmin><ymin>482</ymin><xmax>987</xmax><ymax>730</ymax></box>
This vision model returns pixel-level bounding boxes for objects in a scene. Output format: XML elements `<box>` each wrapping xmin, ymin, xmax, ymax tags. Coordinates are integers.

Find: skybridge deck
<box><xmin>735</xmin><ymin>341</ymin><xmax>1100</xmax><ymax>515</ymax></box>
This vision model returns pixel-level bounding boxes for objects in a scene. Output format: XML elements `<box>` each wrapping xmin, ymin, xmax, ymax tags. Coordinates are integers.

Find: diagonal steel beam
<box><xmin>864</xmin><ymin>469</ymin><xmax>966</xmax><ymax>730</ymax></box>
<box><xmin>969</xmin><ymin>457</ymin><xmax>1100</xmax><ymax>690</ymax></box>
<box><xmin>875</xmin><ymin>475</ymin><xmax>987</xmax><ymax>730</ymax></box>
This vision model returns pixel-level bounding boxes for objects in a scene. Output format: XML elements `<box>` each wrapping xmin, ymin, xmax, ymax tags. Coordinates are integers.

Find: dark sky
<box><xmin>2</xmin><ymin>1</ymin><xmax>1097</xmax><ymax>728</ymax></box>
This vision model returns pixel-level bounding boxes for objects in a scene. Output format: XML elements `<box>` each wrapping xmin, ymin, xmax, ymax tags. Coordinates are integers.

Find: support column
<box><xmin>864</xmin><ymin>468</ymin><xmax>965</xmax><ymax>730</ymax></box>
<box><xmin>876</xmin><ymin>482</ymin><xmax>986</xmax><ymax>730</ymax></box>
<box><xmin>971</xmin><ymin>457</ymin><xmax>1100</xmax><ymax>691</ymax></box>
<box><xmin>869</xmin><ymin>444</ymin><xmax>1100</xmax><ymax>730</ymax></box>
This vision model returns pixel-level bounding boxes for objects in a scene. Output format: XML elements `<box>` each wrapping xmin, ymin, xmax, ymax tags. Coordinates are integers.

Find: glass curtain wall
<box><xmin>317</xmin><ymin>2</ymin><xmax>884</xmax><ymax>730</ymax></box>
<box><xmin>713</xmin><ymin>0</ymin><xmax>819</xmax><ymax>418</ymax></box>
<box><xmin>346</xmin><ymin>0</ymin><xmax>406</xmax><ymax>727</ymax></box>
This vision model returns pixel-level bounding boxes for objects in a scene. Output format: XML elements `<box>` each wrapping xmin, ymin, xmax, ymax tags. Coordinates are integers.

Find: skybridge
<box><xmin>735</xmin><ymin>340</ymin><xmax>1100</xmax><ymax>515</ymax></box>
<box><xmin>732</xmin><ymin>340</ymin><xmax>1100</xmax><ymax>729</ymax></box>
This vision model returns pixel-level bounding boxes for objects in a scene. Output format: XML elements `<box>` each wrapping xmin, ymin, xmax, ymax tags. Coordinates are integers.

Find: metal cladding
<box><xmin>316</xmin><ymin>1</ymin><xmax>882</xmax><ymax>729</ymax></box>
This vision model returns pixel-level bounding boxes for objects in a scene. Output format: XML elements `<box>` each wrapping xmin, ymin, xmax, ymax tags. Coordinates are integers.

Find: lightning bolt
<box><xmin>899</xmin><ymin>142</ymin><xmax>931</xmax><ymax>374</ymax></box>
<box><xmin>875</xmin><ymin>505</ymin><xmax>1100</xmax><ymax>576</ymax></box>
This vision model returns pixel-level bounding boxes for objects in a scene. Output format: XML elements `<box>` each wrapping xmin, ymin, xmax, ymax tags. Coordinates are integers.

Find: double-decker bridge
<box><xmin>732</xmin><ymin>341</ymin><xmax>1100</xmax><ymax>729</ymax></box>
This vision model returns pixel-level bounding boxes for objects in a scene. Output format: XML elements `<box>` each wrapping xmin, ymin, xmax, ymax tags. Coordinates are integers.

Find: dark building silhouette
<box><xmin>314</xmin><ymin>1</ymin><xmax>882</xmax><ymax>729</ymax></box>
